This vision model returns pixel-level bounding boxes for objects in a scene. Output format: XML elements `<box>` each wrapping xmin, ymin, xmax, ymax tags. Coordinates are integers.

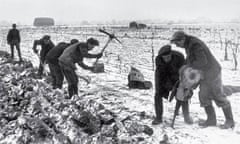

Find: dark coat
<box><xmin>46</xmin><ymin>42</ymin><xmax>71</xmax><ymax>64</ymax></box>
<box><xmin>155</xmin><ymin>50</ymin><xmax>185</xmax><ymax>98</ymax></box>
<box><xmin>7</xmin><ymin>29</ymin><xmax>21</xmax><ymax>44</ymax></box>
<box><xmin>58</xmin><ymin>42</ymin><xmax>100</xmax><ymax>70</ymax></box>
<box><xmin>183</xmin><ymin>35</ymin><xmax>221</xmax><ymax>81</ymax></box>
<box><xmin>32</xmin><ymin>39</ymin><xmax>55</xmax><ymax>62</ymax></box>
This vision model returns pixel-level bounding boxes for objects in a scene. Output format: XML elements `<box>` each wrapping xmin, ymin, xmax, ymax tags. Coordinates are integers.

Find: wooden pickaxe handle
<box><xmin>94</xmin><ymin>37</ymin><xmax>112</xmax><ymax>65</ymax></box>
<box><xmin>171</xmin><ymin>100</ymin><xmax>182</xmax><ymax>128</ymax></box>
<box><xmin>99</xmin><ymin>29</ymin><xmax>122</xmax><ymax>44</ymax></box>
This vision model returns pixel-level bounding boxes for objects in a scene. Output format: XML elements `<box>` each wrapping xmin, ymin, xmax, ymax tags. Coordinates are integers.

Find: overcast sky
<box><xmin>0</xmin><ymin>0</ymin><xmax>240</xmax><ymax>24</ymax></box>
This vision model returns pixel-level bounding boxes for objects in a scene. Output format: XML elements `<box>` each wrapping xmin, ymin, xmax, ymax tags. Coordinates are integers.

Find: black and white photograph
<box><xmin>0</xmin><ymin>0</ymin><xmax>240</xmax><ymax>143</ymax></box>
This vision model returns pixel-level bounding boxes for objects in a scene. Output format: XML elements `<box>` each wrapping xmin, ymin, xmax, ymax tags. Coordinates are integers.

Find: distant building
<box><xmin>129</xmin><ymin>21</ymin><xmax>138</xmax><ymax>29</ymax></box>
<box><xmin>129</xmin><ymin>21</ymin><xmax>147</xmax><ymax>29</ymax></box>
<box><xmin>33</xmin><ymin>17</ymin><xmax>54</xmax><ymax>26</ymax></box>
<box><xmin>138</xmin><ymin>23</ymin><xmax>147</xmax><ymax>29</ymax></box>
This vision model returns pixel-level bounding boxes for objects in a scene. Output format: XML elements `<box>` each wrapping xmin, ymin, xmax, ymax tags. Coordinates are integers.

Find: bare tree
<box><xmin>224</xmin><ymin>39</ymin><xmax>231</xmax><ymax>61</ymax></box>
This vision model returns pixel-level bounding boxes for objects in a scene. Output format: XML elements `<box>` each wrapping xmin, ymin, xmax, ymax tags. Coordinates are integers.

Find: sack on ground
<box><xmin>127</xmin><ymin>66</ymin><xmax>152</xmax><ymax>89</ymax></box>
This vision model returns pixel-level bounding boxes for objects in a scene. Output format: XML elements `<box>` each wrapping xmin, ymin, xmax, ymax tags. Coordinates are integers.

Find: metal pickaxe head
<box><xmin>99</xmin><ymin>29</ymin><xmax>122</xmax><ymax>44</ymax></box>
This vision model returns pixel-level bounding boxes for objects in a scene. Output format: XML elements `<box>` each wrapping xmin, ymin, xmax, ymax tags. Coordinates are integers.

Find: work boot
<box><xmin>182</xmin><ymin>101</ymin><xmax>193</xmax><ymax>124</ymax></box>
<box><xmin>73</xmin><ymin>85</ymin><xmax>78</xmax><ymax>96</ymax></box>
<box><xmin>19</xmin><ymin>58</ymin><xmax>23</xmax><ymax>63</ymax></box>
<box><xmin>37</xmin><ymin>71</ymin><xmax>43</xmax><ymax>79</ymax></box>
<box><xmin>55</xmin><ymin>85</ymin><xmax>62</xmax><ymax>89</ymax></box>
<box><xmin>220</xmin><ymin>104</ymin><xmax>235</xmax><ymax>129</ymax></box>
<box><xmin>52</xmin><ymin>79</ymin><xmax>56</xmax><ymax>89</ymax></box>
<box><xmin>152</xmin><ymin>95</ymin><xmax>163</xmax><ymax>125</ymax></box>
<box><xmin>152</xmin><ymin>118</ymin><xmax>162</xmax><ymax>125</ymax></box>
<box><xmin>199</xmin><ymin>105</ymin><xmax>217</xmax><ymax>127</ymax></box>
<box><xmin>52</xmin><ymin>85</ymin><xmax>57</xmax><ymax>89</ymax></box>
<box><xmin>67</xmin><ymin>85</ymin><xmax>74</xmax><ymax>99</ymax></box>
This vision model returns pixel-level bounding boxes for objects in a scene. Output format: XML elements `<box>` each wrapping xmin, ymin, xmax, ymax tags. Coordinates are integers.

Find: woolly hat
<box><xmin>42</xmin><ymin>35</ymin><xmax>50</xmax><ymax>40</ymax></box>
<box><xmin>87</xmin><ymin>38</ymin><xmax>99</xmax><ymax>46</ymax></box>
<box><xmin>70</xmin><ymin>39</ymin><xmax>79</xmax><ymax>44</ymax></box>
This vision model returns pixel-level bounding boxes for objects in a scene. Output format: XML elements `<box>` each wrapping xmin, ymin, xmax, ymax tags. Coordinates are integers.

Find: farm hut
<box><xmin>33</xmin><ymin>17</ymin><xmax>55</xmax><ymax>26</ymax></box>
<box><xmin>129</xmin><ymin>21</ymin><xmax>138</xmax><ymax>29</ymax></box>
<box><xmin>129</xmin><ymin>21</ymin><xmax>147</xmax><ymax>29</ymax></box>
<box><xmin>138</xmin><ymin>23</ymin><xmax>147</xmax><ymax>29</ymax></box>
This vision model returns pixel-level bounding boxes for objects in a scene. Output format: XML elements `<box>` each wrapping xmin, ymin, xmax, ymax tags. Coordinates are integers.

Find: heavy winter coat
<box><xmin>155</xmin><ymin>50</ymin><xmax>185</xmax><ymax>98</ymax></box>
<box><xmin>7</xmin><ymin>29</ymin><xmax>21</xmax><ymax>44</ymax></box>
<box><xmin>58</xmin><ymin>42</ymin><xmax>100</xmax><ymax>70</ymax></box>
<box><xmin>46</xmin><ymin>42</ymin><xmax>71</xmax><ymax>64</ymax></box>
<box><xmin>32</xmin><ymin>39</ymin><xmax>55</xmax><ymax>62</ymax></box>
<box><xmin>183</xmin><ymin>35</ymin><xmax>221</xmax><ymax>81</ymax></box>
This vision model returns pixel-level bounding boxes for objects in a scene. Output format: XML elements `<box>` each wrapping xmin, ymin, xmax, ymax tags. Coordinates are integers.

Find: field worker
<box><xmin>153</xmin><ymin>45</ymin><xmax>193</xmax><ymax>125</ymax></box>
<box><xmin>171</xmin><ymin>31</ymin><xmax>234</xmax><ymax>129</ymax></box>
<box><xmin>58</xmin><ymin>38</ymin><xmax>103</xmax><ymax>98</ymax></box>
<box><xmin>46</xmin><ymin>39</ymin><xmax>79</xmax><ymax>89</ymax></box>
<box><xmin>7</xmin><ymin>24</ymin><xmax>22</xmax><ymax>62</ymax></box>
<box><xmin>32</xmin><ymin>35</ymin><xmax>55</xmax><ymax>78</ymax></box>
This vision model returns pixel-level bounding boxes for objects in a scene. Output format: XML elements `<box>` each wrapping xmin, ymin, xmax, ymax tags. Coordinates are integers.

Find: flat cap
<box><xmin>87</xmin><ymin>37</ymin><xmax>99</xmax><ymax>46</ymax></box>
<box><xmin>158</xmin><ymin>45</ymin><xmax>171</xmax><ymax>56</ymax></box>
<box><xmin>170</xmin><ymin>31</ymin><xmax>186</xmax><ymax>42</ymax></box>
<box><xmin>42</xmin><ymin>35</ymin><xmax>50</xmax><ymax>40</ymax></box>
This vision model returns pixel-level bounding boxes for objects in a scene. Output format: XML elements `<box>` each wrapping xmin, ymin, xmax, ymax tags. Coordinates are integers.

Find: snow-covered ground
<box><xmin>1</xmin><ymin>25</ymin><xmax>240</xmax><ymax>144</ymax></box>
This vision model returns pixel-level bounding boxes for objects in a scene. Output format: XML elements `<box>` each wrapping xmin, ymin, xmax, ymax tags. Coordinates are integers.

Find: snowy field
<box><xmin>1</xmin><ymin>24</ymin><xmax>240</xmax><ymax>144</ymax></box>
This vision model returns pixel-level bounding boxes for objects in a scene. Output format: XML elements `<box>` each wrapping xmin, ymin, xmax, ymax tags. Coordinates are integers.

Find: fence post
<box><xmin>151</xmin><ymin>32</ymin><xmax>155</xmax><ymax>71</ymax></box>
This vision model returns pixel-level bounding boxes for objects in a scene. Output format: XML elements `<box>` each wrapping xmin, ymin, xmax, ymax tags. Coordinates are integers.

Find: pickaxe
<box><xmin>99</xmin><ymin>29</ymin><xmax>122</xmax><ymax>44</ymax></box>
<box><xmin>171</xmin><ymin>100</ymin><xmax>182</xmax><ymax>128</ymax></box>
<box><xmin>170</xmin><ymin>81</ymin><xmax>192</xmax><ymax>128</ymax></box>
<box><xmin>94</xmin><ymin>29</ymin><xmax>122</xmax><ymax>65</ymax></box>
<box><xmin>169</xmin><ymin>81</ymin><xmax>182</xmax><ymax>129</ymax></box>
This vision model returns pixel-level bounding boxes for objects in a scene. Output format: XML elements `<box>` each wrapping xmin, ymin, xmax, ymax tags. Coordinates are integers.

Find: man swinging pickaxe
<box><xmin>92</xmin><ymin>29</ymin><xmax>122</xmax><ymax>73</ymax></box>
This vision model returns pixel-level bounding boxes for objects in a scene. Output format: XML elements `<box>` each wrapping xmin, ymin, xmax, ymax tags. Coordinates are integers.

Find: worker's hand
<box><xmin>155</xmin><ymin>92</ymin><xmax>160</xmax><ymax>97</ymax></box>
<box><xmin>109</xmin><ymin>34</ymin><xmax>115</xmax><ymax>39</ymax></box>
<box><xmin>169</xmin><ymin>81</ymin><xmax>179</xmax><ymax>102</ymax></box>
<box><xmin>183</xmin><ymin>89</ymin><xmax>193</xmax><ymax>101</ymax></box>
<box><xmin>89</xmin><ymin>66</ymin><xmax>95</xmax><ymax>72</ymax></box>
<box><xmin>33</xmin><ymin>49</ymin><xmax>38</xmax><ymax>54</ymax></box>
<box><xmin>96</xmin><ymin>53</ymin><xmax>103</xmax><ymax>59</ymax></box>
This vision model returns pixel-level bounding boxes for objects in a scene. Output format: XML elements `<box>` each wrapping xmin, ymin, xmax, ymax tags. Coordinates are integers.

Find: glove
<box><xmin>96</xmin><ymin>53</ymin><xmax>103</xmax><ymax>59</ymax></box>
<box><xmin>165</xmin><ymin>81</ymin><xmax>173</xmax><ymax>90</ymax></box>
<box><xmin>183</xmin><ymin>89</ymin><xmax>193</xmax><ymax>101</ymax></box>
<box><xmin>89</xmin><ymin>66</ymin><xmax>95</xmax><ymax>72</ymax></box>
<box><xmin>109</xmin><ymin>34</ymin><xmax>115</xmax><ymax>39</ymax></box>
<box><xmin>33</xmin><ymin>49</ymin><xmax>38</xmax><ymax>54</ymax></box>
<box><xmin>169</xmin><ymin>82</ymin><xmax>178</xmax><ymax>102</ymax></box>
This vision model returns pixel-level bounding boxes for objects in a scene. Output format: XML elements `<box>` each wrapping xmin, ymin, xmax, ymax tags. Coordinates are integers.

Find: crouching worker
<box><xmin>32</xmin><ymin>35</ymin><xmax>55</xmax><ymax>78</ymax></box>
<box><xmin>152</xmin><ymin>45</ymin><xmax>193</xmax><ymax>125</ymax></box>
<box><xmin>46</xmin><ymin>39</ymin><xmax>79</xmax><ymax>89</ymax></box>
<box><xmin>58</xmin><ymin>38</ymin><xmax>103</xmax><ymax>98</ymax></box>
